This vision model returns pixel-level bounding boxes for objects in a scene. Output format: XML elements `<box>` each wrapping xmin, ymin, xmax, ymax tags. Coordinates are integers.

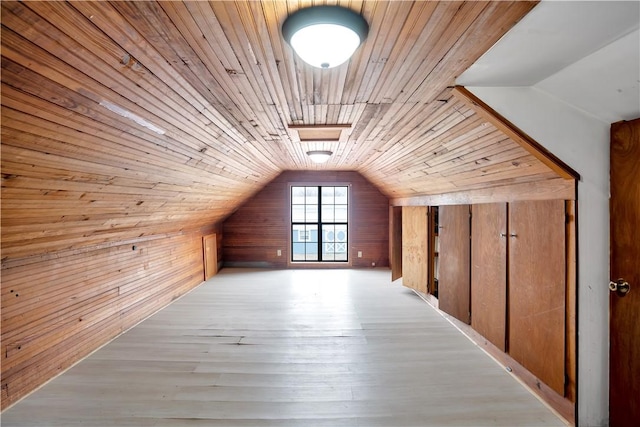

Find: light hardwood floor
<box><xmin>2</xmin><ymin>268</ymin><xmax>568</xmax><ymax>426</ymax></box>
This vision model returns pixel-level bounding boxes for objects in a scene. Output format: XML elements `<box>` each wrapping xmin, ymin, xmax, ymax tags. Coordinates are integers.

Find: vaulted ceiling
<box><xmin>2</xmin><ymin>0</ymin><xmax>565</xmax><ymax>260</ymax></box>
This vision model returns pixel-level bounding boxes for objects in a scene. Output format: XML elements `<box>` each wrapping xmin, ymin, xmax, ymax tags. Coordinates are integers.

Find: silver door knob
<box><xmin>609</xmin><ymin>279</ymin><xmax>630</xmax><ymax>295</ymax></box>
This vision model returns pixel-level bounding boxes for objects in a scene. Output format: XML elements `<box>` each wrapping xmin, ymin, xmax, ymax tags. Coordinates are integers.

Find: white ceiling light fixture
<box><xmin>306</xmin><ymin>150</ymin><xmax>333</xmax><ymax>164</ymax></box>
<box><xmin>282</xmin><ymin>6</ymin><xmax>369</xmax><ymax>69</ymax></box>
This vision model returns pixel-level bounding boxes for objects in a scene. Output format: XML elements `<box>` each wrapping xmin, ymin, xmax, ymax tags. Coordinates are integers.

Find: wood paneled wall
<box><xmin>1</xmin><ymin>225</ymin><xmax>221</xmax><ymax>410</ymax></box>
<box><xmin>223</xmin><ymin>171</ymin><xmax>389</xmax><ymax>268</ymax></box>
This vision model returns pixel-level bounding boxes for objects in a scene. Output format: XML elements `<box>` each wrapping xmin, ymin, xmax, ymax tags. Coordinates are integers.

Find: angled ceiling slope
<box><xmin>458</xmin><ymin>0</ymin><xmax>640</xmax><ymax>124</ymax></box>
<box><xmin>2</xmin><ymin>1</ymin><xmax>553</xmax><ymax>260</ymax></box>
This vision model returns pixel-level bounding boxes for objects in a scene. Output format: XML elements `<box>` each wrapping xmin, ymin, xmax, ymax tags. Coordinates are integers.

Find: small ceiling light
<box><xmin>307</xmin><ymin>150</ymin><xmax>333</xmax><ymax>164</ymax></box>
<box><xmin>282</xmin><ymin>6</ymin><xmax>369</xmax><ymax>69</ymax></box>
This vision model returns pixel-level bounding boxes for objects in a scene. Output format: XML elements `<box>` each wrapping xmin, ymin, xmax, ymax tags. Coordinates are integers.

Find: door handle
<box><xmin>609</xmin><ymin>278</ymin><xmax>631</xmax><ymax>296</ymax></box>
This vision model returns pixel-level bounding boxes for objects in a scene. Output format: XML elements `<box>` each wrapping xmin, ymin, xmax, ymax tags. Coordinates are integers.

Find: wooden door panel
<box><xmin>471</xmin><ymin>203</ymin><xmax>507</xmax><ymax>351</ymax></box>
<box><xmin>428</xmin><ymin>206</ymin><xmax>438</xmax><ymax>297</ymax></box>
<box><xmin>610</xmin><ymin>118</ymin><xmax>640</xmax><ymax>427</ymax></box>
<box><xmin>508</xmin><ymin>200</ymin><xmax>565</xmax><ymax>395</ymax></box>
<box><xmin>439</xmin><ymin>205</ymin><xmax>471</xmax><ymax>324</ymax></box>
<box><xmin>390</xmin><ymin>206</ymin><xmax>403</xmax><ymax>282</ymax></box>
<box><xmin>203</xmin><ymin>234</ymin><xmax>217</xmax><ymax>280</ymax></box>
<box><xmin>401</xmin><ymin>206</ymin><xmax>428</xmax><ymax>293</ymax></box>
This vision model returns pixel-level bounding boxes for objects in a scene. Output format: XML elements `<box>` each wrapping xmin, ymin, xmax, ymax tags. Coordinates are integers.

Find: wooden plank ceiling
<box><xmin>1</xmin><ymin>0</ymin><xmax>551</xmax><ymax>261</ymax></box>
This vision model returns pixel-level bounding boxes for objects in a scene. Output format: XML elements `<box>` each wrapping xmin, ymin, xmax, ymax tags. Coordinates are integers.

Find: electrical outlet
<box><xmin>277</xmin><ymin>249</ymin><xmax>282</xmax><ymax>257</ymax></box>
<box><xmin>357</xmin><ymin>251</ymin><xmax>362</xmax><ymax>258</ymax></box>
<box><xmin>372</xmin><ymin>262</ymin><xmax>376</xmax><ymax>267</ymax></box>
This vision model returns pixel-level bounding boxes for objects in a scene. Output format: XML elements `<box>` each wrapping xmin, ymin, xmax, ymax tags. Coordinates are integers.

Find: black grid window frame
<box><xmin>290</xmin><ymin>185</ymin><xmax>349</xmax><ymax>263</ymax></box>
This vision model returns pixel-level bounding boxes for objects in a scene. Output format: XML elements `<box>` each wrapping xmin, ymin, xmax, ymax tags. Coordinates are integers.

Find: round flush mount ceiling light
<box><xmin>282</xmin><ymin>6</ymin><xmax>369</xmax><ymax>69</ymax></box>
<box><xmin>306</xmin><ymin>150</ymin><xmax>333</xmax><ymax>163</ymax></box>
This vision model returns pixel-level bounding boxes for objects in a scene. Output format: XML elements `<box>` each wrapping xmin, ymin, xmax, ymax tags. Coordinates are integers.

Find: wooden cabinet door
<box><xmin>401</xmin><ymin>206</ymin><xmax>428</xmax><ymax>293</ymax></box>
<box><xmin>390</xmin><ymin>206</ymin><xmax>403</xmax><ymax>282</ymax></box>
<box><xmin>508</xmin><ymin>200</ymin><xmax>565</xmax><ymax>395</ymax></box>
<box><xmin>203</xmin><ymin>234</ymin><xmax>218</xmax><ymax>280</ymax></box>
<box><xmin>438</xmin><ymin>205</ymin><xmax>471</xmax><ymax>324</ymax></box>
<box><xmin>610</xmin><ymin>118</ymin><xmax>640</xmax><ymax>427</ymax></box>
<box><xmin>471</xmin><ymin>203</ymin><xmax>507</xmax><ymax>351</ymax></box>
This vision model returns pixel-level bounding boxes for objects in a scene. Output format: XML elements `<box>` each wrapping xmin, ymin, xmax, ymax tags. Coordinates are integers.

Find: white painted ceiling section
<box><xmin>457</xmin><ymin>0</ymin><xmax>640</xmax><ymax>124</ymax></box>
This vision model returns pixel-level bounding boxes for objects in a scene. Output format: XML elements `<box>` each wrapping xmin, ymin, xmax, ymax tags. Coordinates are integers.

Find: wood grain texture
<box><xmin>427</xmin><ymin>206</ymin><xmax>438</xmax><ymax>296</ymax></box>
<box><xmin>438</xmin><ymin>205</ymin><xmax>471</xmax><ymax>324</ymax></box>
<box><xmin>391</xmin><ymin>178</ymin><xmax>575</xmax><ymax>207</ymax></box>
<box><xmin>1</xmin><ymin>1</ymin><xmax>548</xmax><ymax>265</ymax></box>
<box><xmin>203</xmin><ymin>234</ymin><xmax>218</xmax><ymax>281</ymax></box>
<box><xmin>1</xmin><ymin>225</ymin><xmax>221</xmax><ymax>410</ymax></box>
<box><xmin>609</xmin><ymin>118</ymin><xmax>640</xmax><ymax>427</ymax></box>
<box><xmin>223</xmin><ymin>171</ymin><xmax>389</xmax><ymax>268</ymax></box>
<box><xmin>401</xmin><ymin>206</ymin><xmax>428</xmax><ymax>294</ymax></box>
<box><xmin>508</xmin><ymin>200</ymin><xmax>566</xmax><ymax>395</ymax></box>
<box><xmin>390</xmin><ymin>206</ymin><xmax>402</xmax><ymax>282</ymax></box>
<box><xmin>451</xmin><ymin>87</ymin><xmax>579</xmax><ymax>180</ymax></box>
<box><xmin>471</xmin><ymin>203</ymin><xmax>507</xmax><ymax>351</ymax></box>
<box><xmin>1</xmin><ymin>269</ymin><xmax>568</xmax><ymax>427</ymax></box>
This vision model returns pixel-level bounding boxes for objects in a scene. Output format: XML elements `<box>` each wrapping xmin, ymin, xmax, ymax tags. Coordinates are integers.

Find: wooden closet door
<box><xmin>203</xmin><ymin>234</ymin><xmax>218</xmax><ymax>280</ymax></box>
<box><xmin>390</xmin><ymin>206</ymin><xmax>403</xmax><ymax>282</ymax></box>
<box><xmin>508</xmin><ymin>200</ymin><xmax>565</xmax><ymax>395</ymax></box>
<box><xmin>401</xmin><ymin>206</ymin><xmax>428</xmax><ymax>293</ymax></box>
<box><xmin>439</xmin><ymin>205</ymin><xmax>471</xmax><ymax>324</ymax></box>
<box><xmin>471</xmin><ymin>203</ymin><xmax>507</xmax><ymax>351</ymax></box>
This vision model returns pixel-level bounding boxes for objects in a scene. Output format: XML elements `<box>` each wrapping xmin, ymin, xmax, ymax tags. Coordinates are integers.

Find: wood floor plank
<box><xmin>2</xmin><ymin>269</ymin><xmax>567</xmax><ymax>426</ymax></box>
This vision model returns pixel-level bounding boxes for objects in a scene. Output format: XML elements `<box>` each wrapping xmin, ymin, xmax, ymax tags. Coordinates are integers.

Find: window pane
<box><xmin>335</xmin><ymin>186</ymin><xmax>348</xmax><ymax>204</ymax></box>
<box><xmin>335</xmin><ymin>224</ymin><xmax>348</xmax><ymax>258</ymax></box>
<box><xmin>335</xmin><ymin>251</ymin><xmax>348</xmax><ymax>261</ymax></box>
<box><xmin>305</xmin><ymin>186</ymin><xmax>318</xmax><ymax>204</ymax></box>
<box><xmin>292</xmin><ymin>224</ymin><xmax>307</xmax><ymax>242</ymax></box>
<box><xmin>335</xmin><ymin>205</ymin><xmax>348</xmax><ymax>222</ymax></box>
<box><xmin>323</xmin><ymin>248</ymin><xmax>335</xmax><ymax>261</ymax></box>
<box><xmin>306</xmin><ymin>224</ymin><xmax>318</xmax><ymax>242</ymax></box>
<box><xmin>323</xmin><ymin>225</ymin><xmax>335</xmax><ymax>242</ymax></box>
<box><xmin>305</xmin><ymin>243</ymin><xmax>318</xmax><ymax>260</ymax></box>
<box><xmin>306</xmin><ymin>205</ymin><xmax>318</xmax><ymax>222</ymax></box>
<box><xmin>321</xmin><ymin>187</ymin><xmax>334</xmax><ymax>205</ymax></box>
<box><xmin>292</xmin><ymin>205</ymin><xmax>305</xmax><ymax>222</ymax></box>
<box><xmin>292</xmin><ymin>242</ymin><xmax>305</xmax><ymax>260</ymax></box>
<box><xmin>322</xmin><ymin>224</ymin><xmax>336</xmax><ymax>260</ymax></box>
<box><xmin>292</xmin><ymin>186</ymin><xmax>305</xmax><ymax>204</ymax></box>
<box><xmin>321</xmin><ymin>205</ymin><xmax>334</xmax><ymax>222</ymax></box>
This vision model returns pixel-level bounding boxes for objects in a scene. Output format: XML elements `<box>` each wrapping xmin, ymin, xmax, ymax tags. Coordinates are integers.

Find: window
<box><xmin>291</xmin><ymin>185</ymin><xmax>348</xmax><ymax>262</ymax></box>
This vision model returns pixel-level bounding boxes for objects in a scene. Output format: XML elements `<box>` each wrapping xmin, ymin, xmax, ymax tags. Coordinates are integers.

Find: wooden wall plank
<box><xmin>223</xmin><ymin>171</ymin><xmax>389</xmax><ymax>268</ymax></box>
<box><xmin>390</xmin><ymin>178</ymin><xmax>575</xmax><ymax>206</ymax></box>
<box><xmin>1</xmin><ymin>226</ymin><xmax>219</xmax><ymax>410</ymax></box>
<box><xmin>451</xmin><ymin>87</ymin><xmax>579</xmax><ymax>180</ymax></box>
